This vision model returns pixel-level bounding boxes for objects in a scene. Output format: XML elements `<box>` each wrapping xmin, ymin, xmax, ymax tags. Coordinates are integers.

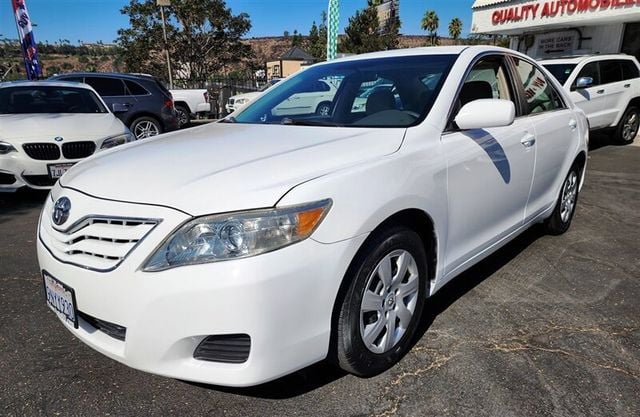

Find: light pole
<box><xmin>157</xmin><ymin>0</ymin><xmax>173</xmax><ymax>88</ymax></box>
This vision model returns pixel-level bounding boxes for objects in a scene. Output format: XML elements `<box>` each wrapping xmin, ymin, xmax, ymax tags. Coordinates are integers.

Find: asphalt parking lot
<box><xmin>1</xmin><ymin>137</ymin><xmax>639</xmax><ymax>417</ymax></box>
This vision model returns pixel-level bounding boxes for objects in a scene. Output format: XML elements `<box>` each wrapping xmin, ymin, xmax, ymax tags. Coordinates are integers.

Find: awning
<box><xmin>472</xmin><ymin>0</ymin><xmax>512</xmax><ymax>9</ymax></box>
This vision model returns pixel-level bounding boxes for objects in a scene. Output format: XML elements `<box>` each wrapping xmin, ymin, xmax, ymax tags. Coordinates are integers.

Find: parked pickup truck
<box><xmin>540</xmin><ymin>54</ymin><xmax>640</xmax><ymax>144</ymax></box>
<box><xmin>170</xmin><ymin>89</ymin><xmax>211</xmax><ymax>127</ymax></box>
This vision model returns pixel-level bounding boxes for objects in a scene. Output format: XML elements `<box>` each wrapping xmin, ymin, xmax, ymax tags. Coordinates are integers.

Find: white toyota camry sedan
<box><xmin>0</xmin><ymin>81</ymin><xmax>134</xmax><ymax>191</ymax></box>
<box><xmin>37</xmin><ymin>46</ymin><xmax>588</xmax><ymax>387</ymax></box>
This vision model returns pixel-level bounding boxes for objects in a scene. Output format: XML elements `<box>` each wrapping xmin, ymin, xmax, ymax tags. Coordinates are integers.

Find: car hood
<box><xmin>61</xmin><ymin>123</ymin><xmax>406</xmax><ymax>215</ymax></box>
<box><xmin>0</xmin><ymin>113</ymin><xmax>126</xmax><ymax>144</ymax></box>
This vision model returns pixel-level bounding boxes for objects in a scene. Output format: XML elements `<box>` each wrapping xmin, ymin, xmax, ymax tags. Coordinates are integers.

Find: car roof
<box><xmin>0</xmin><ymin>80</ymin><xmax>95</xmax><ymax>90</ymax></box>
<box><xmin>539</xmin><ymin>53</ymin><xmax>635</xmax><ymax>65</ymax></box>
<box><xmin>50</xmin><ymin>72</ymin><xmax>156</xmax><ymax>81</ymax></box>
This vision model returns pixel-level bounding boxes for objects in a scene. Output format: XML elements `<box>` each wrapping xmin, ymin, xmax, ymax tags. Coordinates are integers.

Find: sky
<box><xmin>0</xmin><ymin>0</ymin><xmax>474</xmax><ymax>44</ymax></box>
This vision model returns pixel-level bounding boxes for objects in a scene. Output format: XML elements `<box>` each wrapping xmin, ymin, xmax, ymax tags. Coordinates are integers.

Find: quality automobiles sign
<box><xmin>492</xmin><ymin>0</ymin><xmax>640</xmax><ymax>25</ymax></box>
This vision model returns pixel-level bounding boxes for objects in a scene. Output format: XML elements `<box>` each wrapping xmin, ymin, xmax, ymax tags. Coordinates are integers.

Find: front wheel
<box><xmin>616</xmin><ymin>106</ymin><xmax>639</xmax><ymax>145</ymax></box>
<box><xmin>130</xmin><ymin>116</ymin><xmax>163</xmax><ymax>139</ymax></box>
<box><xmin>545</xmin><ymin>165</ymin><xmax>580</xmax><ymax>235</ymax></box>
<box><xmin>335</xmin><ymin>226</ymin><xmax>427</xmax><ymax>377</ymax></box>
<box><xmin>175</xmin><ymin>105</ymin><xmax>191</xmax><ymax>128</ymax></box>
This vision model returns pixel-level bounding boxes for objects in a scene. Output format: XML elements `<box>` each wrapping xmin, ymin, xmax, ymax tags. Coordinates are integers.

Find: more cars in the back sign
<box><xmin>37</xmin><ymin>46</ymin><xmax>588</xmax><ymax>387</ymax></box>
<box><xmin>49</xmin><ymin>72</ymin><xmax>179</xmax><ymax>139</ymax></box>
<box><xmin>541</xmin><ymin>54</ymin><xmax>640</xmax><ymax>144</ymax></box>
<box><xmin>0</xmin><ymin>81</ymin><xmax>134</xmax><ymax>191</ymax></box>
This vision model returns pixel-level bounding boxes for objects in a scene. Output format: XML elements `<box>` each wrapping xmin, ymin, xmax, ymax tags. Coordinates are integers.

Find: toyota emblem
<box><xmin>52</xmin><ymin>197</ymin><xmax>71</xmax><ymax>226</ymax></box>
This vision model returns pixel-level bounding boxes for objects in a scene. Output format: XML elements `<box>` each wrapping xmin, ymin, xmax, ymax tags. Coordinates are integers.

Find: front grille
<box><xmin>23</xmin><ymin>143</ymin><xmax>60</xmax><ymax>160</ymax></box>
<box><xmin>0</xmin><ymin>172</ymin><xmax>16</xmax><ymax>185</ymax></box>
<box><xmin>79</xmin><ymin>311</ymin><xmax>126</xmax><ymax>341</ymax></box>
<box><xmin>62</xmin><ymin>141</ymin><xmax>96</xmax><ymax>159</ymax></box>
<box><xmin>193</xmin><ymin>334</ymin><xmax>251</xmax><ymax>363</ymax></box>
<box><xmin>23</xmin><ymin>174</ymin><xmax>57</xmax><ymax>187</ymax></box>
<box><xmin>40</xmin><ymin>216</ymin><xmax>159</xmax><ymax>271</ymax></box>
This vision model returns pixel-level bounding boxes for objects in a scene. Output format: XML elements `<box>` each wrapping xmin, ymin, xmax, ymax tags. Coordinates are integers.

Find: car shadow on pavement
<box><xmin>183</xmin><ymin>224</ymin><xmax>548</xmax><ymax>399</ymax></box>
<box><xmin>0</xmin><ymin>188</ymin><xmax>48</xmax><ymax>224</ymax></box>
<box><xmin>588</xmin><ymin>130</ymin><xmax>634</xmax><ymax>151</ymax></box>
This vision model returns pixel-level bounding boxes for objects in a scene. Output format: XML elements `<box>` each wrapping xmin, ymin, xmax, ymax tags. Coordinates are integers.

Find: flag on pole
<box><xmin>327</xmin><ymin>0</ymin><xmax>339</xmax><ymax>61</ymax></box>
<box><xmin>12</xmin><ymin>0</ymin><xmax>42</xmax><ymax>80</ymax></box>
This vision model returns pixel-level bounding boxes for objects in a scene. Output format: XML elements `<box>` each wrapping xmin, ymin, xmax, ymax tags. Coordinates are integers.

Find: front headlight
<box><xmin>0</xmin><ymin>141</ymin><xmax>17</xmax><ymax>155</ymax></box>
<box><xmin>100</xmin><ymin>131</ymin><xmax>135</xmax><ymax>149</ymax></box>
<box><xmin>143</xmin><ymin>199</ymin><xmax>332</xmax><ymax>271</ymax></box>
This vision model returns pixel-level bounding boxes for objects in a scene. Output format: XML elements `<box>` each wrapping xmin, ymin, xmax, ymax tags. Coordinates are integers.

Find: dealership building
<box><xmin>471</xmin><ymin>0</ymin><xmax>640</xmax><ymax>60</ymax></box>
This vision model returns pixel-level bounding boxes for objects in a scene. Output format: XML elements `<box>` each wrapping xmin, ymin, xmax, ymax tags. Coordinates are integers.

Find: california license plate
<box><xmin>47</xmin><ymin>163</ymin><xmax>75</xmax><ymax>179</ymax></box>
<box><xmin>43</xmin><ymin>272</ymin><xmax>78</xmax><ymax>328</ymax></box>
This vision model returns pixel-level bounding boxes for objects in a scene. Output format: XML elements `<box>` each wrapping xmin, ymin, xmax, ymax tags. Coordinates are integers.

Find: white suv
<box><xmin>541</xmin><ymin>54</ymin><xmax>640</xmax><ymax>144</ymax></box>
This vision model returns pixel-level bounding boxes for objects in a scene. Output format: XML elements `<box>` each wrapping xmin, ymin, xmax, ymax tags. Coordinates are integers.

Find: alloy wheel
<box><xmin>622</xmin><ymin>111</ymin><xmax>639</xmax><ymax>143</ymax></box>
<box><xmin>359</xmin><ymin>249</ymin><xmax>420</xmax><ymax>354</ymax></box>
<box><xmin>560</xmin><ymin>171</ymin><xmax>578</xmax><ymax>223</ymax></box>
<box><xmin>133</xmin><ymin>120</ymin><xmax>160</xmax><ymax>139</ymax></box>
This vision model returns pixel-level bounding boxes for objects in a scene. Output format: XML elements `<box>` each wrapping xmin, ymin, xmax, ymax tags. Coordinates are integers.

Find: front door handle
<box><xmin>596</xmin><ymin>89</ymin><xmax>605</xmax><ymax>94</ymax></box>
<box><xmin>569</xmin><ymin>119</ymin><xmax>577</xmax><ymax>130</ymax></box>
<box><xmin>624</xmin><ymin>84</ymin><xmax>631</xmax><ymax>88</ymax></box>
<box><xmin>521</xmin><ymin>134</ymin><xmax>536</xmax><ymax>148</ymax></box>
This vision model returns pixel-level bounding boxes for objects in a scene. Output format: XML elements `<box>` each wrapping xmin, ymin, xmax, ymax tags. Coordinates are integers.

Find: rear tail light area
<box><xmin>193</xmin><ymin>334</ymin><xmax>251</xmax><ymax>363</ymax></box>
<box><xmin>164</xmin><ymin>98</ymin><xmax>174</xmax><ymax>109</ymax></box>
<box><xmin>203</xmin><ymin>91</ymin><xmax>209</xmax><ymax>102</ymax></box>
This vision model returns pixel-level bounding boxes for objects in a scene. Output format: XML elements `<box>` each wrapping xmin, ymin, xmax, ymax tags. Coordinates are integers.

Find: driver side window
<box><xmin>460</xmin><ymin>56</ymin><xmax>514</xmax><ymax>107</ymax></box>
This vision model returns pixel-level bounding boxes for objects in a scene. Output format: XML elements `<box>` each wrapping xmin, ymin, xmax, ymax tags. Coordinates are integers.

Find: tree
<box><xmin>306</xmin><ymin>12</ymin><xmax>328</xmax><ymax>60</ymax></box>
<box><xmin>291</xmin><ymin>29</ymin><xmax>303</xmax><ymax>47</ymax></box>
<box><xmin>421</xmin><ymin>10</ymin><xmax>439</xmax><ymax>46</ymax></box>
<box><xmin>116</xmin><ymin>0</ymin><xmax>253</xmax><ymax>86</ymax></box>
<box><xmin>448</xmin><ymin>18</ymin><xmax>463</xmax><ymax>44</ymax></box>
<box><xmin>340</xmin><ymin>0</ymin><xmax>401</xmax><ymax>54</ymax></box>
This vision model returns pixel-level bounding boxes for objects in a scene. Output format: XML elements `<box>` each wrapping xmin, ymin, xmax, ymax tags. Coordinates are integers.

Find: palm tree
<box><xmin>448</xmin><ymin>18</ymin><xmax>463</xmax><ymax>45</ymax></box>
<box><xmin>421</xmin><ymin>10</ymin><xmax>439</xmax><ymax>46</ymax></box>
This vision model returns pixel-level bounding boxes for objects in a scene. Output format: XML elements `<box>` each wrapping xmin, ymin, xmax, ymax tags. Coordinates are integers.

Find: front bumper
<box><xmin>37</xmin><ymin>186</ymin><xmax>366</xmax><ymax>387</ymax></box>
<box><xmin>1</xmin><ymin>150</ymin><xmax>79</xmax><ymax>191</ymax></box>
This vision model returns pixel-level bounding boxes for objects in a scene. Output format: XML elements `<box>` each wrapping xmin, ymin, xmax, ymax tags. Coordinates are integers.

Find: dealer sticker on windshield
<box><xmin>43</xmin><ymin>272</ymin><xmax>78</xmax><ymax>328</ymax></box>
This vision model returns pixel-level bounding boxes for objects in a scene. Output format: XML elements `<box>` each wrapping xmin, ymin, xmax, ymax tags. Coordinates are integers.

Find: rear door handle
<box><xmin>596</xmin><ymin>89</ymin><xmax>605</xmax><ymax>94</ymax></box>
<box><xmin>624</xmin><ymin>84</ymin><xmax>631</xmax><ymax>88</ymax></box>
<box><xmin>521</xmin><ymin>134</ymin><xmax>536</xmax><ymax>148</ymax></box>
<box><xmin>569</xmin><ymin>119</ymin><xmax>577</xmax><ymax>130</ymax></box>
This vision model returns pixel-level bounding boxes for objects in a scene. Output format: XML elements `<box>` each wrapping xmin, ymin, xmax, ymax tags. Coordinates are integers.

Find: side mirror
<box><xmin>454</xmin><ymin>99</ymin><xmax>515</xmax><ymax>130</ymax></box>
<box><xmin>575</xmin><ymin>77</ymin><xmax>593</xmax><ymax>89</ymax></box>
<box><xmin>112</xmin><ymin>103</ymin><xmax>129</xmax><ymax>113</ymax></box>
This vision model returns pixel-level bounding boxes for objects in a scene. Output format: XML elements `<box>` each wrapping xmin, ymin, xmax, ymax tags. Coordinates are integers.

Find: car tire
<box><xmin>130</xmin><ymin>116</ymin><xmax>163</xmax><ymax>139</ymax></box>
<box><xmin>335</xmin><ymin>226</ymin><xmax>427</xmax><ymax>377</ymax></box>
<box><xmin>316</xmin><ymin>102</ymin><xmax>332</xmax><ymax>117</ymax></box>
<box><xmin>616</xmin><ymin>106</ymin><xmax>639</xmax><ymax>145</ymax></box>
<box><xmin>175</xmin><ymin>105</ymin><xmax>191</xmax><ymax>128</ymax></box>
<box><xmin>545</xmin><ymin>164</ymin><xmax>581</xmax><ymax>235</ymax></box>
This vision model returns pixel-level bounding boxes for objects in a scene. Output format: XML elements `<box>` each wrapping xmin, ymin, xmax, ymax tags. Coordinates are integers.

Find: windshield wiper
<box><xmin>281</xmin><ymin>118</ymin><xmax>342</xmax><ymax>127</ymax></box>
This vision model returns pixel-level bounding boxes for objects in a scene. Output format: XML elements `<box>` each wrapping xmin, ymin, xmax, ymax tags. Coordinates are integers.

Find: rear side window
<box><xmin>620</xmin><ymin>60</ymin><xmax>640</xmax><ymax>80</ymax></box>
<box><xmin>85</xmin><ymin>77</ymin><xmax>126</xmax><ymax>96</ymax></box>
<box><xmin>599</xmin><ymin>60</ymin><xmax>623</xmax><ymax>84</ymax></box>
<box><xmin>125</xmin><ymin>80</ymin><xmax>149</xmax><ymax>95</ymax></box>
<box><xmin>513</xmin><ymin>58</ymin><xmax>565</xmax><ymax>115</ymax></box>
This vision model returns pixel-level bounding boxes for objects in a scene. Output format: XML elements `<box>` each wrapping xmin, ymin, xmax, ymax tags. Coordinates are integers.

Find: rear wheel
<box><xmin>335</xmin><ymin>226</ymin><xmax>427</xmax><ymax>377</ymax></box>
<box><xmin>545</xmin><ymin>165</ymin><xmax>580</xmax><ymax>235</ymax></box>
<box><xmin>130</xmin><ymin>116</ymin><xmax>162</xmax><ymax>139</ymax></box>
<box><xmin>316</xmin><ymin>102</ymin><xmax>332</xmax><ymax>117</ymax></box>
<box><xmin>616</xmin><ymin>106</ymin><xmax>639</xmax><ymax>144</ymax></box>
<box><xmin>175</xmin><ymin>105</ymin><xmax>191</xmax><ymax>128</ymax></box>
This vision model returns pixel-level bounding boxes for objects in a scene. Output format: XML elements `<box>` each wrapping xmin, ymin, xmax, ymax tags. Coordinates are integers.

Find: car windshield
<box><xmin>542</xmin><ymin>63</ymin><xmax>577</xmax><ymax>85</ymax></box>
<box><xmin>233</xmin><ymin>54</ymin><xmax>457</xmax><ymax>128</ymax></box>
<box><xmin>0</xmin><ymin>85</ymin><xmax>108</xmax><ymax>114</ymax></box>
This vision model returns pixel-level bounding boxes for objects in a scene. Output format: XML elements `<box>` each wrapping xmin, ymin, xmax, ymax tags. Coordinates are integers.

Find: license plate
<box><xmin>47</xmin><ymin>163</ymin><xmax>75</xmax><ymax>179</ymax></box>
<box><xmin>43</xmin><ymin>272</ymin><xmax>78</xmax><ymax>328</ymax></box>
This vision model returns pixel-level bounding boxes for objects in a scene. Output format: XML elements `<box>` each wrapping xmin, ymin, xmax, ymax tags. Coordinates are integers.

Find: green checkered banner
<box><xmin>327</xmin><ymin>0</ymin><xmax>339</xmax><ymax>60</ymax></box>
